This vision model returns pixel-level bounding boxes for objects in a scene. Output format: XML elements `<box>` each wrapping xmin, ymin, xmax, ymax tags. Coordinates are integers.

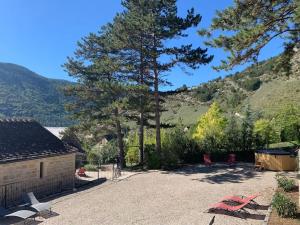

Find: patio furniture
<box><xmin>254</xmin><ymin>161</ymin><xmax>265</xmax><ymax>171</ymax></box>
<box><xmin>209</xmin><ymin>215</ymin><xmax>215</xmax><ymax>225</ymax></box>
<box><xmin>0</xmin><ymin>206</ymin><xmax>36</xmax><ymax>221</ymax></box>
<box><xmin>204</xmin><ymin>154</ymin><xmax>212</xmax><ymax>166</ymax></box>
<box><xmin>221</xmin><ymin>194</ymin><xmax>259</xmax><ymax>206</ymax></box>
<box><xmin>77</xmin><ymin>167</ymin><xmax>87</xmax><ymax>177</ymax></box>
<box><xmin>22</xmin><ymin>192</ymin><xmax>52</xmax><ymax>214</ymax></box>
<box><xmin>227</xmin><ymin>154</ymin><xmax>236</xmax><ymax>165</ymax></box>
<box><xmin>208</xmin><ymin>201</ymin><xmax>249</xmax><ymax>218</ymax></box>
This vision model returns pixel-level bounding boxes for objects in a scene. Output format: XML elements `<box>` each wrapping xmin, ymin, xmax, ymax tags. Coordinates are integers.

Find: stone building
<box><xmin>0</xmin><ymin>119</ymin><xmax>77</xmax><ymax>207</ymax></box>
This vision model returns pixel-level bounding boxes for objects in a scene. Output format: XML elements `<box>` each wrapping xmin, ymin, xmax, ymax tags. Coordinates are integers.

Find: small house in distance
<box><xmin>0</xmin><ymin>119</ymin><xmax>77</xmax><ymax>207</ymax></box>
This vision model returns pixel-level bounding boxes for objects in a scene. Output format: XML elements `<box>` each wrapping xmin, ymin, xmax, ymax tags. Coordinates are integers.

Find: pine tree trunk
<box><xmin>152</xmin><ymin>34</ymin><xmax>161</xmax><ymax>160</ymax></box>
<box><xmin>139</xmin><ymin>111</ymin><xmax>144</xmax><ymax>165</ymax></box>
<box><xmin>138</xmin><ymin>38</ymin><xmax>144</xmax><ymax>166</ymax></box>
<box><xmin>114</xmin><ymin>108</ymin><xmax>125</xmax><ymax>169</ymax></box>
<box><xmin>153</xmin><ymin>60</ymin><xmax>161</xmax><ymax>156</ymax></box>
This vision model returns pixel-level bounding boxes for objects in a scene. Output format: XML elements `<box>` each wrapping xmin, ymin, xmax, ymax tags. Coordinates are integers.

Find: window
<box><xmin>39</xmin><ymin>162</ymin><xmax>44</xmax><ymax>179</ymax></box>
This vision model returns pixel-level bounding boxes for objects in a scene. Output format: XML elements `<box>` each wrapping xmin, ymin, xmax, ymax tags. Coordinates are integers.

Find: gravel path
<box><xmin>5</xmin><ymin>164</ymin><xmax>277</xmax><ymax>225</ymax></box>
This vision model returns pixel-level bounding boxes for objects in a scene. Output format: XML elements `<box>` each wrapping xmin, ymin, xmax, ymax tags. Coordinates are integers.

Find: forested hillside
<box><xmin>0</xmin><ymin>62</ymin><xmax>73</xmax><ymax>126</ymax></box>
<box><xmin>0</xmin><ymin>49</ymin><xmax>299</xmax><ymax>127</ymax></box>
<box><xmin>161</xmin><ymin>50</ymin><xmax>300</xmax><ymax>126</ymax></box>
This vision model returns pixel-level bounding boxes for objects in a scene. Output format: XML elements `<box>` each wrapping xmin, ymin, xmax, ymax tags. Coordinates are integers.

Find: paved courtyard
<box><xmin>5</xmin><ymin>164</ymin><xmax>277</xmax><ymax>225</ymax></box>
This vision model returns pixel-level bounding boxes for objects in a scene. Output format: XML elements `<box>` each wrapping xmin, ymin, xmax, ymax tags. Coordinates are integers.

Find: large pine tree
<box><xmin>64</xmin><ymin>0</ymin><xmax>213</xmax><ymax>168</ymax></box>
<box><xmin>131</xmin><ymin>0</ymin><xmax>213</xmax><ymax>156</ymax></box>
<box><xmin>109</xmin><ymin>2</ymin><xmax>154</xmax><ymax>165</ymax></box>
<box><xmin>64</xmin><ymin>27</ymin><xmax>129</xmax><ymax>168</ymax></box>
<box><xmin>201</xmin><ymin>0</ymin><xmax>300</xmax><ymax>71</ymax></box>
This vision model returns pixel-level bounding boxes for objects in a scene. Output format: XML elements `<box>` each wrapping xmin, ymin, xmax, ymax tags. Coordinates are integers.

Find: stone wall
<box><xmin>0</xmin><ymin>153</ymin><xmax>76</xmax><ymax>207</ymax></box>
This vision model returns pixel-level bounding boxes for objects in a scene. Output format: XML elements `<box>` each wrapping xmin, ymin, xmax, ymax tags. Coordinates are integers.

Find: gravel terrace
<box><xmin>4</xmin><ymin>164</ymin><xmax>277</xmax><ymax>225</ymax></box>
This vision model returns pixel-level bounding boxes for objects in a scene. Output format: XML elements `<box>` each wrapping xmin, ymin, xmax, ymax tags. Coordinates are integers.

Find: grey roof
<box><xmin>0</xmin><ymin>119</ymin><xmax>76</xmax><ymax>163</ymax></box>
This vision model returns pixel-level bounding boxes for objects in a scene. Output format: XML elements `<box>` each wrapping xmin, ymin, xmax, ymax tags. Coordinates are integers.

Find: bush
<box><xmin>145</xmin><ymin>144</ymin><xmax>161</xmax><ymax>169</ymax></box>
<box><xmin>276</xmin><ymin>175</ymin><xmax>295</xmax><ymax>192</ymax></box>
<box><xmin>87</xmin><ymin>141</ymin><xmax>118</xmax><ymax>165</ymax></box>
<box><xmin>126</xmin><ymin>147</ymin><xmax>139</xmax><ymax>166</ymax></box>
<box><xmin>272</xmin><ymin>192</ymin><xmax>297</xmax><ymax>218</ymax></box>
<box><xmin>240</xmin><ymin>78</ymin><xmax>261</xmax><ymax>91</ymax></box>
<box><xmin>84</xmin><ymin>164</ymin><xmax>98</xmax><ymax>171</ymax></box>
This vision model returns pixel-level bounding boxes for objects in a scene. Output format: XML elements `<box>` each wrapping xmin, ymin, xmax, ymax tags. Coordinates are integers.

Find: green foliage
<box><xmin>240</xmin><ymin>105</ymin><xmax>255</xmax><ymax>151</ymax></box>
<box><xmin>125</xmin><ymin>132</ymin><xmax>140</xmax><ymax>165</ymax></box>
<box><xmin>126</xmin><ymin>125</ymin><xmax>198</xmax><ymax>168</ymax></box>
<box><xmin>125</xmin><ymin>147</ymin><xmax>139</xmax><ymax>166</ymax></box>
<box><xmin>223</xmin><ymin>114</ymin><xmax>242</xmax><ymax>152</ymax></box>
<box><xmin>88</xmin><ymin>141</ymin><xmax>118</xmax><ymax>164</ymax></box>
<box><xmin>194</xmin><ymin>83</ymin><xmax>218</xmax><ymax>102</ymax></box>
<box><xmin>0</xmin><ymin>63</ymin><xmax>73</xmax><ymax>126</ymax></box>
<box><xmin>84</xmin><ymin>164</ymin><xmax>98</xmax><ymax>172</ymax></box>
<box><xmin>275</xmin><ymin>105</ymin><xmax>300</xmax><ymax>142</ymax></box>
<box><xmin>193</xmin><ymin>102</ymin><xmax>227</xmax><ymax>152</ymax></box>
<box><xmin>144</xmin><ymin>144</ymin><xmax>161</xmax><ymax>169</ymax></box>
<box><xmin>276</xmin><ymin>175</ymin><xmax>296</xmax><ymax>192</ymax></box>
<box><xmin>203</xmin><ymin>0</ymin><xmax>299</xmax><ymax>71</ymax></box>
<box><xmin>272</xmin><ymin>192</ymin><xmax>297</xmax><ymax>218</ymax></box>
<box><xmin>240</xmin><ymin>78</ymin><xmax>261</xmax><ymax>91</ymax></box>
<box><xmin>254</xmin><ymin>119</ymin><xmax>280</xmax><ymax>148</ymax></box>
<box><xmin>126</xmin><ymin>129</ymin><xmax>159</xmax><ymax>166</ymax></box>
<box><xmin>248</xmin><ymin>79</ymin><xmax>300</xmax><ymax>115</ymax></box>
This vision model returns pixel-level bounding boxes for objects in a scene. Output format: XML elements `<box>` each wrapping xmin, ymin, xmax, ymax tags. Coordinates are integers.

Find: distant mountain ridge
<box><xmin>0</xmin><ymin>62</ymin><xmax>73</xmax><ymax>126</ymax></box>
<box><xmin>161</xmin><ymin>50</ymin><xmax>300</xmax><ymax>125</ymax></box>
<box><xmin>1</xmin><ymin>49</ymin><xmax>299</xmax><ymax>127</ymax></box>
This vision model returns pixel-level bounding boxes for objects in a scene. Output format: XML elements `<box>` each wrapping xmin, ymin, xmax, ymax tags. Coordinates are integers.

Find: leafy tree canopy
<box><xmin>275</xmin><ymin>105</ymin><xmax>300</xmax><ymax>142</ymax></box>
<box><xmin>192</xmin><ymin>102</ymin><xmax>227</xmax><ymax>147</ymax></box>
<box><xmin>254</xmin><ymin>119</ymin><xmax>279</xmax><ymax>147</ymax></box>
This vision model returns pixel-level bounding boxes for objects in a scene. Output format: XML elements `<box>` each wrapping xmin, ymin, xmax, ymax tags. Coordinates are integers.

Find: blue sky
<box><xmin>0</xmin><ymin>0</ymin><xmax>285</xmax><ymax>90</ymax></box>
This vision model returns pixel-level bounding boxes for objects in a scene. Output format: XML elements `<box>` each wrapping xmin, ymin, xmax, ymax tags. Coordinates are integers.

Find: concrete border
<box><xmin>262</xmin><ymin>205</ymin><xmax>273</xmax><ymax>225</ymax></box>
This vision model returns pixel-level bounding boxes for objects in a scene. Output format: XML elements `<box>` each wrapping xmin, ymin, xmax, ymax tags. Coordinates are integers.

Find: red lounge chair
<box><xmin>204</xmin><ymin>154</ymin><xmax>212</xmax><ymax>166</ymax></box>
<box><xmin>227</xmin><ymin>154</ymin><xmax>236</xmax><ymax>165</ymax></box>
<box><xmin>77</xmin><ymin>167</ymin><xmax>86</xmax><ymax>177</ymax></box>
<box><xmin>208</xmin><ymin>201</ymin><xmax>249</xmax><ymax>218</ymax></box>
<box><xmin>221</xmin><ymin>194</ymin><xmax>259</xmax><ymax>205</ymax></box>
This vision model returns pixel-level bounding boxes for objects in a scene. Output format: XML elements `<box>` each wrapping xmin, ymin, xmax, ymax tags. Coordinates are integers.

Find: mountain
<box><xmin>161</xmin><ymin>50</ymin><xmax>300</xmax><ymax>126</ymax></box>
<box><xmin>1</xmin><ymin>48</ymin><xmax>299</xmax><ymax>128</ymax></box>
<box><xmin>0</xmin><ymin>62</ymin><xmax>73</xmax><ymax>126</ymax></box>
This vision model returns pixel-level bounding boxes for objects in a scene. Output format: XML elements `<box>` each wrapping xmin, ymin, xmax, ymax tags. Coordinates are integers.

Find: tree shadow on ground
<box><xmin>42</xmin><ymin>177</ymin><xmax>107</xmax><ymax>203</ymax></box>
<box><xmin>223</xmin><ymin>201</ymin><xmax>270</xmax><ymax>210</ymax></box>
<box><xmin>207</xmin><ymin>209</ymin><xmax>266</xmax><ymax>221</ymax></box>
<box><xmin>162</xmin><ymin>163</ymin><xmax>264</xmax><ymax>184</ymax></box>
<box><xmin>39</xmin><ymin>211</ymin><xmax>59</xmax><ymax>219</ymax></box>
<box><xmin>0</xmin><ymin>217</ymin><xmax>43</xmax><ymax>225</ymax></box>
<box><xmin>245</xmin><ymin>203</ymin><xmax>269</xmax><ymax>210</ymax></box>
<box><xmin>194</xmin><ymin>168</ymin><xmax>261</xmax><ymax>184</ymax></box>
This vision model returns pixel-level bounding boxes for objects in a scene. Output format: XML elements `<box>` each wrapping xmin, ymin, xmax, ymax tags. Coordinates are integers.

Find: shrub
<box><xmin>276</xmin><ymin>175</ymin><xmax>295</xmax><ymax>192</ymax></box>
<box><xmin>88</xmin><ymin>140</ymin><xmax>118</xmax><ymax>164</ymax></box>
<box><xmin>84</xmin><ymin>164</ymin><xmax>98</xmax><ymax>171</ymax></box>
<box><xmin>240</xmin><ymin>78</ymin><xmax>261</xmax><ymax>91</ymax></box>
<box><xmin>254</xmin><ymin>119</ymin><xmax>280</xmax><ymax>148</ymax></box>
<box><xmin>272</xmin><ymin>192</ymin><xmax>297</xmax><ymax>218</ymax></box>
<box><xmin>144</xmin><ymin>144</ymin><xmax>161</xmax><ymax>169</ymax></box>
<box><xmin>126</xmin><ymin>147</ymin><xmax>139</xmax><ymax>166</ymax></box>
